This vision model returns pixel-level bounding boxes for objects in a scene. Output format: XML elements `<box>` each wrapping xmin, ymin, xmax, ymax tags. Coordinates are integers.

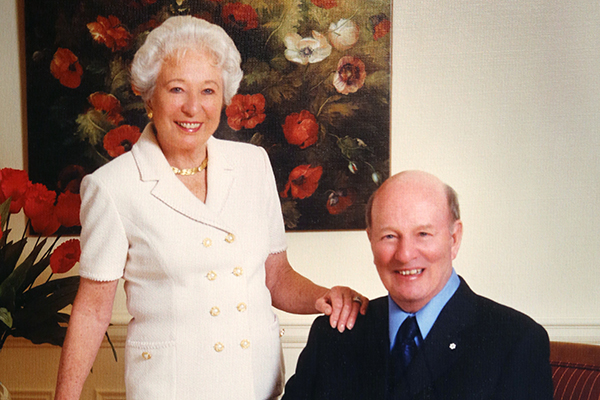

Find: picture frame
<box><xmin>24</xmin><ymin>0</ymin><xmax>391</xmax><ymax>231</ymax></box>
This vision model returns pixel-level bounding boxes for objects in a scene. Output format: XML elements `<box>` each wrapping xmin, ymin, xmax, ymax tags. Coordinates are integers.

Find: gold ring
<box><xmin>352</xmin><ymin>296</ymin><xmax>363</xmax><ymax>305</ymax></box>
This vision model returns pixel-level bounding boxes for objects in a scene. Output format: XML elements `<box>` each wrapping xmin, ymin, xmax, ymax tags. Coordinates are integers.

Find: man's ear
<box><xmin>366</xmin><ymin>227</ymin><xmax>372</xmax><ymax>242</ymax></box>
<box><xmin>450</xmin><ymin>220</ymin><xmax>463</xmax><ymax>260</ymax></box>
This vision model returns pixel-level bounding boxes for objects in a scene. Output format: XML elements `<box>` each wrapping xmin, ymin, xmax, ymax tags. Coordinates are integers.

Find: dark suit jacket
<box><xmin>282</xmin><ymin>277</ymin><xmax>553</xmax><ymax>400</ymax></box>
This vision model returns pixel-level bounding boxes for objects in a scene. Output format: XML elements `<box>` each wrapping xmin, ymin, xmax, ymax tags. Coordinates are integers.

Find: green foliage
<box><xmin>0</xmin><ymin>199</ymin><xmax>81</xmax><ymax>350</ymax></box>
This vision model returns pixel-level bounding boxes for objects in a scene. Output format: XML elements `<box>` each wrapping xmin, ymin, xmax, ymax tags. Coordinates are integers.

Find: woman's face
<box><xmin>148</xmin><ymin>49</ymin><xmax>224</xmax><ymax>154</ymax></box>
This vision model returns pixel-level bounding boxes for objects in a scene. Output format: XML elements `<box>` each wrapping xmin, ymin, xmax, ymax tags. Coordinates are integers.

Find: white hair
<box><xmin>130</xmin><ymin>16</ymin><xmax>243</xmax><ymax>105</ymax></box>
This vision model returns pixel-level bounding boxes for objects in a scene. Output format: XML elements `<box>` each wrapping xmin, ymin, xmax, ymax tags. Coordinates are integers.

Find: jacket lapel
<box><xmin>403</xmin><ymin>279</ymin><xmax>478</xmax><ymax>398</ymax></box>
<box><xmin>132</xmin><ymin>125</ymin><xmax>235</xmax><ymax>234</ymax></box>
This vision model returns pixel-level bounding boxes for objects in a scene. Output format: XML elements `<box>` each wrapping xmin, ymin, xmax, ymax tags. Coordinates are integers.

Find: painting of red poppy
<box><xmin>24</xmin><ymin>0</ymin><xmax>390</xmax><ymax>231</ymax></box>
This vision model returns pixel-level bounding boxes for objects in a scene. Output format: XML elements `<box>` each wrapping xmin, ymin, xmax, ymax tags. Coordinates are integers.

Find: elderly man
<box><xmin>282</xmin><ymin>171</ymin><xmax>553</xmax><ymax>400</ymax></box>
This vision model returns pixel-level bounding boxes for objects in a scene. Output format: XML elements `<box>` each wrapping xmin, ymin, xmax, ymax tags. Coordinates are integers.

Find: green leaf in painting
<box><xmin>75</xmin><ymin>110</ymin><xmax>114</xmax><ymax>146</ymax></box>
<box><xmin>0</xmin><ymin>307</ymin><xmax>12</xmax><ymax>329</ymax></box>
<box><xmin>320</xmin><ymin>101</ymin><xmax>361</xmax><ymax>127</ymax></box>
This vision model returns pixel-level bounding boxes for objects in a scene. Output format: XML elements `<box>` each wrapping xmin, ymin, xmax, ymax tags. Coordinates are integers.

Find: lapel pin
<box><xmin>449</xmin><ymin>343</ymin><xmax>457</xmax><ymax>350</ymax></box>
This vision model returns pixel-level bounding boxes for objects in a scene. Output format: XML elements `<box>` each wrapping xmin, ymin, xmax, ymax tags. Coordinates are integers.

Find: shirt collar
<box><xmin>388</xmin><ymin>269</ymin><xmax>460</xmax><ymax>350</ymax></box>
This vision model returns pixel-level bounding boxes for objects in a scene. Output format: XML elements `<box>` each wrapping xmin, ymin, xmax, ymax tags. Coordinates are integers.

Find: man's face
<box><xmin>367</xmin><ymin>173</ymin><xmax>462</xmax><ymax>313</ymax></box>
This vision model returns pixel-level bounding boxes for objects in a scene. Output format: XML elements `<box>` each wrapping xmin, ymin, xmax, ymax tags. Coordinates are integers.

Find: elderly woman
<box><xmin>54</xmin><ymin>15</ymin><xmax>367</xmax><ymax>400</ymax></box>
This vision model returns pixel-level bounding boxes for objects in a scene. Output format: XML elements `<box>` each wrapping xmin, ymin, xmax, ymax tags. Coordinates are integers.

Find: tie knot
<box><xmin>398</xmin><ymin>316</ymin><xmax>419</xmax><ymax>344</ymax></box>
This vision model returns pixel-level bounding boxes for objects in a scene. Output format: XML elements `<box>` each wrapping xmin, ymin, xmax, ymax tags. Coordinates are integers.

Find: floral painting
<box><xmin>24</xmin><ymin>0</ymin><xmax>391</xmax><ymax>231</ymax></box>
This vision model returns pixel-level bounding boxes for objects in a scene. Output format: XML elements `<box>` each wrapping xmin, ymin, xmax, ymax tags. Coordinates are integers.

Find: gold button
<box><xmin>237</xmin><ymin>303</ymin><xmax>247</xmax><ymax>312</ymax></box>
<box><xmin>203</xmin><ymin>238</ymin><xmax>212</xmax><ymax>247</ymax></box>
<box><xmin>210</xmin><ymin>307</ymin><xmax>220</xmax><ymax>316</ymax></box>
<box><xmin>240</xmin><ymin>339</ymin><xmax>250</xmax><ymax>349</ymax></box>
<box><xmin>142</xmin><ymin>352</ymin><xmax>151</xmax><ymax>360</ymax></box>
<box><xmin>214</xmin><ymin>342</ymin><xmax>224</xmax><ymax>352</ymax></box>
<box><xmin>225</xmin><ymin>233</ymin><xmax>235</xmax><ymax>243</ymax></box>
<box><xmin>232</xmin><ymin>266</ymin><xmax>243</xmax><ymax>277</ymax></box>
<box><xmin>279</xmin><ymin>328</ymin><xmax>285</xmax><ymax>337</ymax></box>
<box><xmin>206</xmin><ymin>271</ymin><xmax>217</xmax><ymax>281</ymax></box>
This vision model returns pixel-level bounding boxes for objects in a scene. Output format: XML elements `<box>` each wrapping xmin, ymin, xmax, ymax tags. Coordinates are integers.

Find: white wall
<box><xmin>2</xmin><ymin>0</ymin><xmax>599</xmax><ymax>348</ymax></box>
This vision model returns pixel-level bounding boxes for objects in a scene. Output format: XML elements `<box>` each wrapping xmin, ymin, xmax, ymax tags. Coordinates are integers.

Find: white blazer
<box><xmin>79</xmin><ymin>124</ymin><xmax>287</xmax><ymax>399</ymax></box>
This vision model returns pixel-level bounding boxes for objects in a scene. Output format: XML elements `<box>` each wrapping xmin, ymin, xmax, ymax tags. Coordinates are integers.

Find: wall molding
<box><xmin>95</xmin><ymin>390</ymin><xmax>126</xmax><ymax>400</ymax></box>
<box><xmin>4</xmin><ymin>320</ymin><xmax>599</xmax><ymax>351</ymax></box>
<box><xmin>10</xmin><ymin>389</ymin><xmax>53</xmax><ymax>400</ymax></box>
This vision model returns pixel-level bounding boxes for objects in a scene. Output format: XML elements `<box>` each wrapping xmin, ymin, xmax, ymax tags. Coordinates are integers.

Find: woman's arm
<box><xmin>265</xmin><ymin>251</ymin><xmax>368</xmax><ymax>332</ymax></box>
<box><xmin>54</xmin><ymin>278</ymin><xmax>119</xmax><ymax>400</ymax></box>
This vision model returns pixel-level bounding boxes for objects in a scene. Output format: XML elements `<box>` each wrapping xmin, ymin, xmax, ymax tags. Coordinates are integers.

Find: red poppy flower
<box><xmin>283</xmin><ymin>110</ymin><xmax>319</xmax><ymax>149</ymax></box>
<box><xmin>311</xmin><ymin>0</ymin><xmax>338</xmax><ymax>9</ymax></box>
<box><xmin>24</xmin><ymin>183</ymin><xmax>60</xmax><ymax>236</ymax></box>
<box><xmin>370</xmin><ymin>14</ymin><xmax>391</xmax><ymax>40</ymax></box>
<box><xmin>222</xmin><ymin>3</ymin><xmax>259</xmax><ymax>30</ymax></box>
<box><xmin>326</xmin><ymin>188</ymin><xmax>356</xmax><ymax>215</ymax></box>
<box><xmin>87</xmin><ymin>15</ymin><xmax>132</xmax><ymax>52</ymax></box>
<box><xmin>50</xmin><ymin>239</ymin><xmax>81</xmax><ymax>274</ymax></box>
<box><xmin>55</xmin><ymin>191</ymin><xmax>81</xmax><ymax>228</ymax></box>
<box><xmin>226</xmin><ymin>93</ymin><xmax>266</xmax><ymax>130</ymax></box>
<box><xmin>50</xmin><ymin>48</ymin><xmax>83</xmax><ymax>89</ymax></box>
<box><xmin>280</xmin><ymin>165</ymin><xmax>323</xmax><ymax>199</ymax></box>
<box><xmin>103</xmin><ymin>125</ymin><xmax>142</xmax><ymax>158</ymax></box>
<box><xmin>88</xmin><ymin>92</ymin><xmax>124</xmax><ymax>125</ymax></box>
<box><xmin>0</xmin><ymin>168</ymin><xmax>31</xmax><ymax>213</ymax></box>
<box><xmin>333</xmin><ymin>56</ymin><xmax>367</xmax><ymax>95</ymax></box>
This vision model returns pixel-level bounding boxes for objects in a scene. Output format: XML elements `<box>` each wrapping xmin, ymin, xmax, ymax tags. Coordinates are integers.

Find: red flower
<box><xmin>50</xmin><ymin>239</ymin><xmax>81</xmax><ymax>274</ymax></box>
<box><xmin>280</xmin><ymin>165</ymin><xmax>323</xmax><ymax>199</ymax></box>
<box><xmin>370</xmin><ymin>14</ymin><xmax>391</xmax><ymax>40</ymax></box>
<box><xmin>50</xmin><ymin>48</ymin><xmax>83</xmax><ymax>89</ymax></box>
<box><xmin>226</xmin><ymin>93</ymin><xmax>266</xmax><ymax>130</ymax></box>
<box><xmin>103</xmin><ymin>125</ymin><xmax>142</xmax><ymax>158</ymax></box>
<box><xmin>88</xmin><ymin>92</ymin><xmax>124</xmax><ymax>125</ymax></box>
<box><xmin>326</xmin><ymin>189</ymin><xmax>356</xmax><ymax>215</ymax></box>
<box><xmin>87</xmin><ymin>15</ymin><xmax>132</xmax><ymax>52</ymax></box>
<box><xmin>24</xmin><ymin>183</ymin><xmax>60</xmax><ymax>236</ymax></box>
<box><xmin>333</xmin><ymin>56</ymin><xmax>367</xmax><ymax>95</ymax></box>
<box><xmin>283</xmin><ymin>110</ymin><xmax>319</xmax><ymax>149</ymax></box>
<box><xmin>222</xmin><ymin>3</ymin><xmax>259</xmax><ymax>30</ymax></box>
<box><xmin>311</xmin><ymin>0</ymin><xmax>338</xmax><ymax>9</ymax></box>
<box><xmin>0</xmin><ymin>168</ymin><xmax>31</xmax><ymax>213</ymax></box>
<box><xmin>55</xmin><ymin>192</ymin><xmax>81</xmax><ymax>228</ymax></box>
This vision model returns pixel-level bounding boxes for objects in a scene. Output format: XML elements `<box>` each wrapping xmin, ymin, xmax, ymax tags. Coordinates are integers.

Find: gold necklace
<box><xmin>171</xmin><ymin>158</ymin><xmax>208</xmax><ymax>176</ymax></box>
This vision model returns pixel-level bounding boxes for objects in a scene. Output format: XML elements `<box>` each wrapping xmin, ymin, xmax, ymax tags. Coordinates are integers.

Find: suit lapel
<box><xmin>403</xmin><ymin>279</ymin><xmax>478</xmax><ymax>398</ymax></box>
<box><xmin>132</xmin><ymin>125</ymin><xmax>235</xmax><ymax>234</ymax></box>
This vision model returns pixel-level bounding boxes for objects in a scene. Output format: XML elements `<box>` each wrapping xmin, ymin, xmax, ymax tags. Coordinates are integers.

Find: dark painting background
<box><xmin>25</xmin><ymin>0</ymin><xmax>390</xmax><ymax>231</ymax></box>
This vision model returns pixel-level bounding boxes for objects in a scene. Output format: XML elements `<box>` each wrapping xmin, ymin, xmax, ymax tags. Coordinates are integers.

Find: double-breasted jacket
<box><xmin>79</xmin><ymin>125</ymin><xmax>287</xmax><ymax>399</ymax></box>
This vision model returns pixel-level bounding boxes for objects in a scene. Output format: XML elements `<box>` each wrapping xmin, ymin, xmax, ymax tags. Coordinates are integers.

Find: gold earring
<box><xmin>148</xmin><ymin>110</ymin><xmax>153</xmax><ymax>119</ymax></box>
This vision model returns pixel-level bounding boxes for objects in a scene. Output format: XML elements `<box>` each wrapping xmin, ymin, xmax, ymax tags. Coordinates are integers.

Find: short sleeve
<box><xmin>78</xmin><ymin>173</ymin><xmax>128</xmax><ymax>281</ymax></box>
<box><xmin>258</xmin><ymin>147</ymin><xmax>287</xmax><ymax>254</ymax></box>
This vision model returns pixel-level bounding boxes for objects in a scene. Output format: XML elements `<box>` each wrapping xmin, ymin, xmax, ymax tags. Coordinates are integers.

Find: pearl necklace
<box><xmin>171</xmin><ymin>158</ymin><xmax>208</xmax><ymax>176</ymax></box>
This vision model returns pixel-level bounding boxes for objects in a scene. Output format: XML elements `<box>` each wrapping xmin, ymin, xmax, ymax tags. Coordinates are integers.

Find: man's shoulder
<box><xmin>310</xmin><ymin>296</ymin><xmax>388</xmax><ymax>338</ymax></box>
<box><xmin>455</xmin><ymin>277</ymin><xmax>547</xmax><ymax>337</ymax></box>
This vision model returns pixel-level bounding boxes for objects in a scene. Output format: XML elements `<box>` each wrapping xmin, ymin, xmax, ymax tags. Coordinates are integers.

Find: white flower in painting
<box><xmin>328</xmin><ymin>19</ymin><xmax>360</xmax><ymax>51</ymax></box>
<box><xmin>284</xmin><ymin>31</ymin><xmax>332</xmax><ymax>65</ymax></box>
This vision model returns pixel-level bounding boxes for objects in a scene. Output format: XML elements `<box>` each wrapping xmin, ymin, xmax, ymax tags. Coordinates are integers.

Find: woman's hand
<box><xmin>265</xmin><ymin>251</ymin><xmax>368</xmax><ymax>332</ymax></box>
<box><xmin>315</xmin><ymin>286</ymin><xmax>369</xmax><ymax>332</ymax></box>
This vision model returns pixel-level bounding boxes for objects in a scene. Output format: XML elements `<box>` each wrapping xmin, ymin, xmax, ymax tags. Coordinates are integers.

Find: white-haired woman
<box><xmin>54</xmin><ymin>16</ymin><xmax>368</xmax><ymax>400</ymax></box>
